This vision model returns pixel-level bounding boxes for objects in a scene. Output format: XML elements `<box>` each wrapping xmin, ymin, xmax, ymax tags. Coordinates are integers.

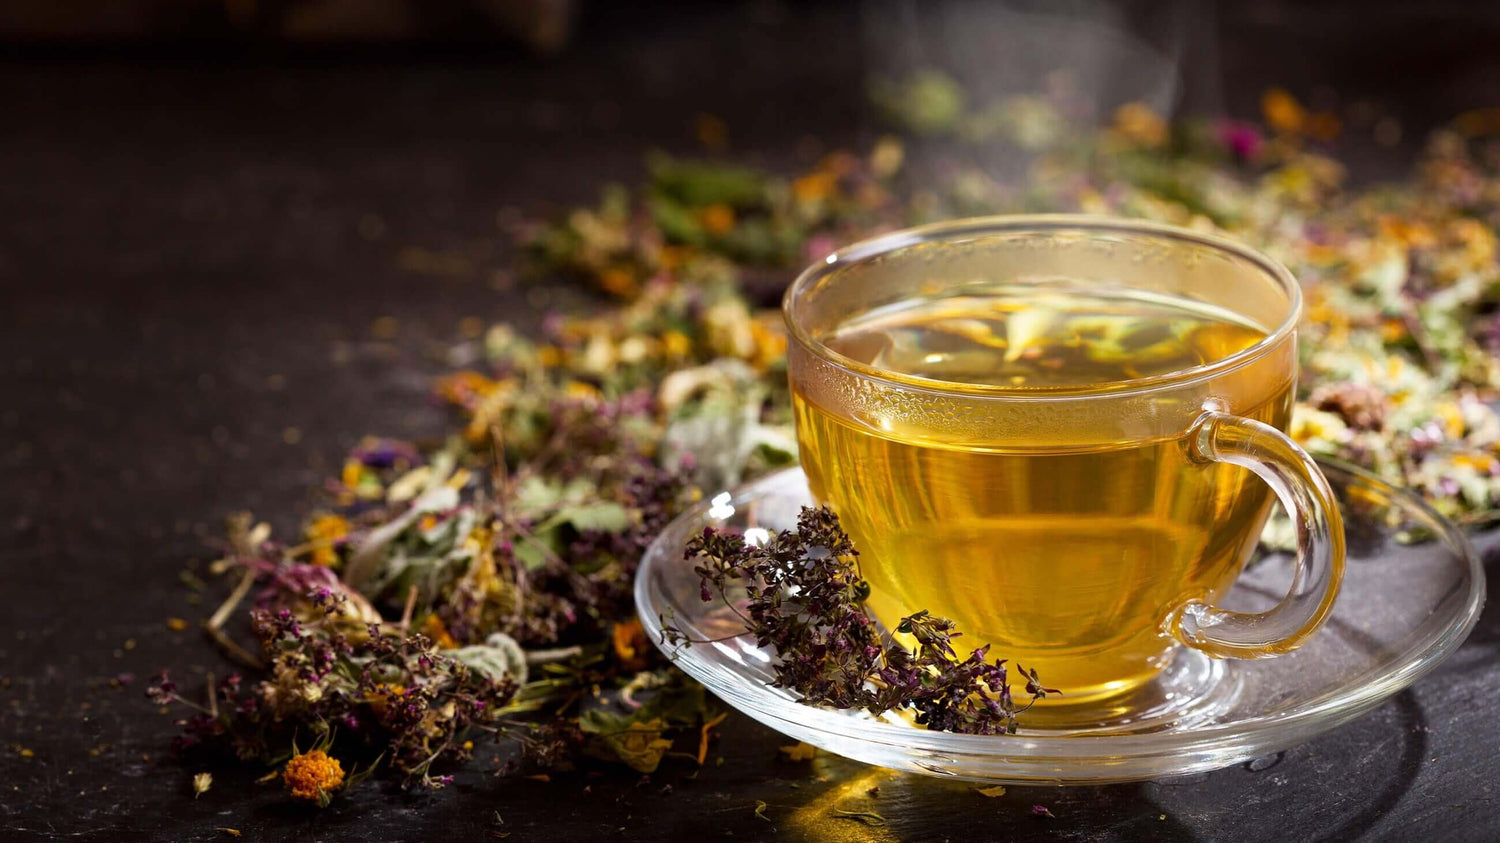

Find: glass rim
<box><xmin>782</xmin><ymin>214</ymin><xmax>1303</xmax><ymax>400</ymax></box>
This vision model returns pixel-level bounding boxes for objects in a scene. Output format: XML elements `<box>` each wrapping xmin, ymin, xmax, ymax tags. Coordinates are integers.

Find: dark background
<box><xmin>4</xmin><ymin>1</ymin><xmax>1500</xmax><ymax>839</ymax></box>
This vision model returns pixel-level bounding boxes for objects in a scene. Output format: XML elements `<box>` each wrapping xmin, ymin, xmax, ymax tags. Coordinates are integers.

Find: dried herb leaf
<box><xmin>831</xmin><ymin>809</ymin><xmax>888</xmax><ymax>827</ymax></box>
<box><xmin>579</xmin><ymin>710</ymin><xmax>674</xmax><ymax>774</ymax></box>
<box><xmin>778</xmin><ymin>742</ymin><xmax>817</xmax><ymax>762</ymax></box>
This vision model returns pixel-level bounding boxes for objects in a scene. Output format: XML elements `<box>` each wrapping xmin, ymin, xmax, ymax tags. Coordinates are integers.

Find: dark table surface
<box><xmin>5</xmin><ymin>2</ymin><xmax>1500</xmax><ymax>840</ymax></box>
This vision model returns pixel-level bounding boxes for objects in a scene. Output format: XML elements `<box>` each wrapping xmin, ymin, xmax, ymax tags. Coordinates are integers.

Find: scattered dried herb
<box><xmin>779</xmin><ymin>742</ymin><xmax>818</xmax><ymax>762</ymax></box>
<box><xmin>662</xmin><ymin>507</ymin><xmax>1056</xmax><ymax>735</ymax></box>
<box><xmin>753</xmin><ymin>800</ymin><xmax>772</xmax><ymax>823</ymax></box>
<box><xmin>831</xmin><ymin>809</ymin><xmax>889</xmax><ymax>827</ymax></box>
<box><xmin>149</xmin><ymin>67</ymin><xmax>1500</xmax><ymax>806</ymax></box>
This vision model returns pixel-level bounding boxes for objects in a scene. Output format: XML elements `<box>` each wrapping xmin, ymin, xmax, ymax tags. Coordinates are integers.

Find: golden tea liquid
<box><xmin>792</xmin><ymin>288</ymin><xmax>1291</xmax><ymax>703</ymax></box>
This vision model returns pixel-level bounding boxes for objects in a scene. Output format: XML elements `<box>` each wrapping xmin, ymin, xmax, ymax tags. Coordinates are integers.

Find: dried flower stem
<box><xmin>524</xmin><ymin>646</ymin><xmax>584</xmax><ymax>665</ymax></box>
<box><xmin>398</xmin><ymin>585</ymin><xmax>419</xmax><ymax>632</ymax></box>
<box><xmin>204</xmin><ymin>567</ymin><xmax>266</xmax><ymax>670</ymax></box>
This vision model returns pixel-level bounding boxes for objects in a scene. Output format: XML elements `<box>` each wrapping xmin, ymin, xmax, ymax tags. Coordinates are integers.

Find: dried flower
<box><xmin>1216</xmin><ymin>120</ymin><xmax>1264</xmax><ymax>162</ymax></box>
<box><xmin>283</xmin><ymin>749</ymin><xmax>344</xmax><ymax>805</ymax></box>
<box><xmin>304</xmin><ymin>514</ymin><xmax>350</xmax><ymax>567</ymax></box>
<box><xmin>664</xmin><ymin>507</ymin><xmax>1056</xmax><ymax>735</ymax></box>
<box><xmin>1112</xmin><ymin>102</ymin><xmax>1169</xmax><ymax>148</ymax></box>
<box><xmin>1262</xmin><ymin>88</ymin><xmax>1307</xmax><ymax>135</ymax></box>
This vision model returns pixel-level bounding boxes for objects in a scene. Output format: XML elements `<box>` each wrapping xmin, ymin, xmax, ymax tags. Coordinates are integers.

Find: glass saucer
<box><xmin>635</xmin><ymin>459</ymin><xmax>1484</xmax><ymax>784</ymax></box>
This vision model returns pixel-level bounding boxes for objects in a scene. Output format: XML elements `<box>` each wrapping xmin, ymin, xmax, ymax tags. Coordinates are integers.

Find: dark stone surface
<box><xmin>2</xmin><ymin>2</ymin><xmax>1498</xmax><ymax>839</ymax></box>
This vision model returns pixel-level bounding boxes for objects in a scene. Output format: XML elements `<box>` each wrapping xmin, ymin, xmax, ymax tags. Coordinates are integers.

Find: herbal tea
<box><xmin>792</xmin><ymin>287</ymin><xmax>1292</xmax><ymax>702</ymax></box>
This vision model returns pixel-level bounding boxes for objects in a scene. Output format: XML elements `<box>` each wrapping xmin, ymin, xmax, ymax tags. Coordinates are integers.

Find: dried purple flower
<box><xmin>152</xmin><ymin>588</ymin><xmax>519</xmax><ymax>786</ymax></box>
<box><xmin>665</xmin><ymin>506</ymin><xmax>1055</xmax><ymax>735</ymax></box>
<box><xmin>1216</xmin><ymin>120</ymin><xmax>1264</xmax><ymax>162</ymax></box>
<box><xmin>351</xmin><ymin>438</ymin><xmax>422</xmax><ymax>469</ymax></box>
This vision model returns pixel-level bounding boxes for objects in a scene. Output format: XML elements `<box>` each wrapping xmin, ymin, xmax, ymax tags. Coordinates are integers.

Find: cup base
<box><xmin>1016</xmin><ymin>647</ymin><xmax>1241</xmax><ymax>734</ymax></box>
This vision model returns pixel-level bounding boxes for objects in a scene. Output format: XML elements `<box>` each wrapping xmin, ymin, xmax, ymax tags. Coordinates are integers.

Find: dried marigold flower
<box><xmin>304</xmin><ymin>514</ymin><xmax>350</xmax><ymax>567</ymax></box>
<box><xmin>1261</xmin><ymin>87</ymin><xmax>1306</xmax><ymax>135</ymax></box>
<box><xmin>1112</xmin><ymin>102</ymin><xmax>1168</xmax><ymax>148</ymax></box>
<box><xmin>282</xmin><ymin>750</ymin><xmax>345</xmax><ymax>804</ymax></box>
<box><xmin>421</xmin><ymin>614</ymin><xmax>459</xmax><ymax>650</ymax></box>
<box><xmin>697</xmin><ymin>203</ymin><xmax>736</xmax><ymax>236</ymax></box>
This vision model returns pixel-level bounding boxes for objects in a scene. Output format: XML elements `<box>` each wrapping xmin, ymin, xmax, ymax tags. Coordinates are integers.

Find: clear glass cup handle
<box><xmin>1170</xmin><ymin>411</ymin><xmax>1347</xmax><ymax>659</ymax></box>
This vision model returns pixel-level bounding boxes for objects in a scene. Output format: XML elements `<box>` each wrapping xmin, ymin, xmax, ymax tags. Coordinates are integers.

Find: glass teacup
<box><xmin>784</xmin><ymin>216</ymin><xmax>1344</xmax><ymax>705</ymax></box>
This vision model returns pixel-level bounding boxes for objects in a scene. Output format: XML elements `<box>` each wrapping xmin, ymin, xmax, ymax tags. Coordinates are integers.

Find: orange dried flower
<box><xmin>698</xmin><ymin>203</ymin><xmax>736</xmax><ymax>236</ymax></box>
<box><xmin>282</xmin><ymin>749</ymin><xmax>345</xmax><ymax>804</ymax></box>
<box><xmin>612</xmin><ymin>617</ymin><xmax>649</xmax><ymax>671</ymax></box>
<box><xmin>598</xmin><ymin>267</ymin><xmax>639</xmax><ymax>298</ymax></box>
<box><xmin>1112</xmin><ymin>102</ymin><xmax>1168</xmax><ymax>147</ymax></box>
<box><xmin>792</xmin><ymin>170</ymin><xmax>837</xmax><ymax>204</ymax></box>
<box><xmin>1262</xmin><ymin>87</ymin><xmax>1306</xmax><ymax>135</ymax></box>
<box><xmin>433</xmin><ymin>371</ymin><xmax>502</xmax><ymax>407</ymax></box>
<box><xmin>421</xmin><ymin>614</ymin><xmax>459</xmax><ymax>650</ymax></box>
<box><xmin>304</xmin><ymin>514</ymin><xmax>349</xmax><ymax>567</ymax></box>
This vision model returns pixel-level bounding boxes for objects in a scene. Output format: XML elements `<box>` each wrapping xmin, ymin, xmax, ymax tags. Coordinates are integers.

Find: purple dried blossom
<box><xmin>152</xmin><ymin>587</ymin><xmax>518</xmax><ymax>788</ymax></box>
<box><xmin>666</xmin><ymin>507</ymin><xmax>1055</xmax><ymax>735</ymax></box>
<box><xmin>351</xmin><ymin>438</ymin><xmax>421</xmax><ymax>469</ymax></box>
<box><xmin>146</xmin><ymin>671</ymin><xmax>178</xmax><ymax>706</ymax></box>
<box><xmin>1216</xmin><ymin>120</ymin><xmax>1263</xmax><ymax>162</ymax></box>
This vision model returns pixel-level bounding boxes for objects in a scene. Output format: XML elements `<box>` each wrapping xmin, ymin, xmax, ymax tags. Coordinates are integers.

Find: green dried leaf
<box><xmin>649</xmin><ymin>155</ymin><xmax>768</xmax><ymax>207</ymax></box>
<box><xmin>870</xmin><ymin>69</ymin><xmax>965</xmax><ymax>135</ymax></box>
<box><xmin>513</xmin><ymin>474</ymin><xmax>587</xmax><ymax>515</ymax></box>
<box><xmin>633</xmin><ymin>672</ymin><xmax>711</xmax><ymax>726</ymax></box>
<box><xmin>450</xmin><ymin>632</ymin><xmax>528</xmax><ymax>685</ymax></box>
<box><xmin>647</xmin><ymin>195</ymin><xmax>707</xmax><ymax>246</ymax></box>
<box><xmin>540</xmin><ymin>502</ymin><xmax>630</xmax><ymax>534</ymax></box>
<box><xmin>511</xmin><ymin>539</ymin><xmax>551</xmax><ymax>572</ymax></box>
<box><xmin>579</xmin><ymin>709</ymin><xmax>674</xmax><ymax>773</ymax></box>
